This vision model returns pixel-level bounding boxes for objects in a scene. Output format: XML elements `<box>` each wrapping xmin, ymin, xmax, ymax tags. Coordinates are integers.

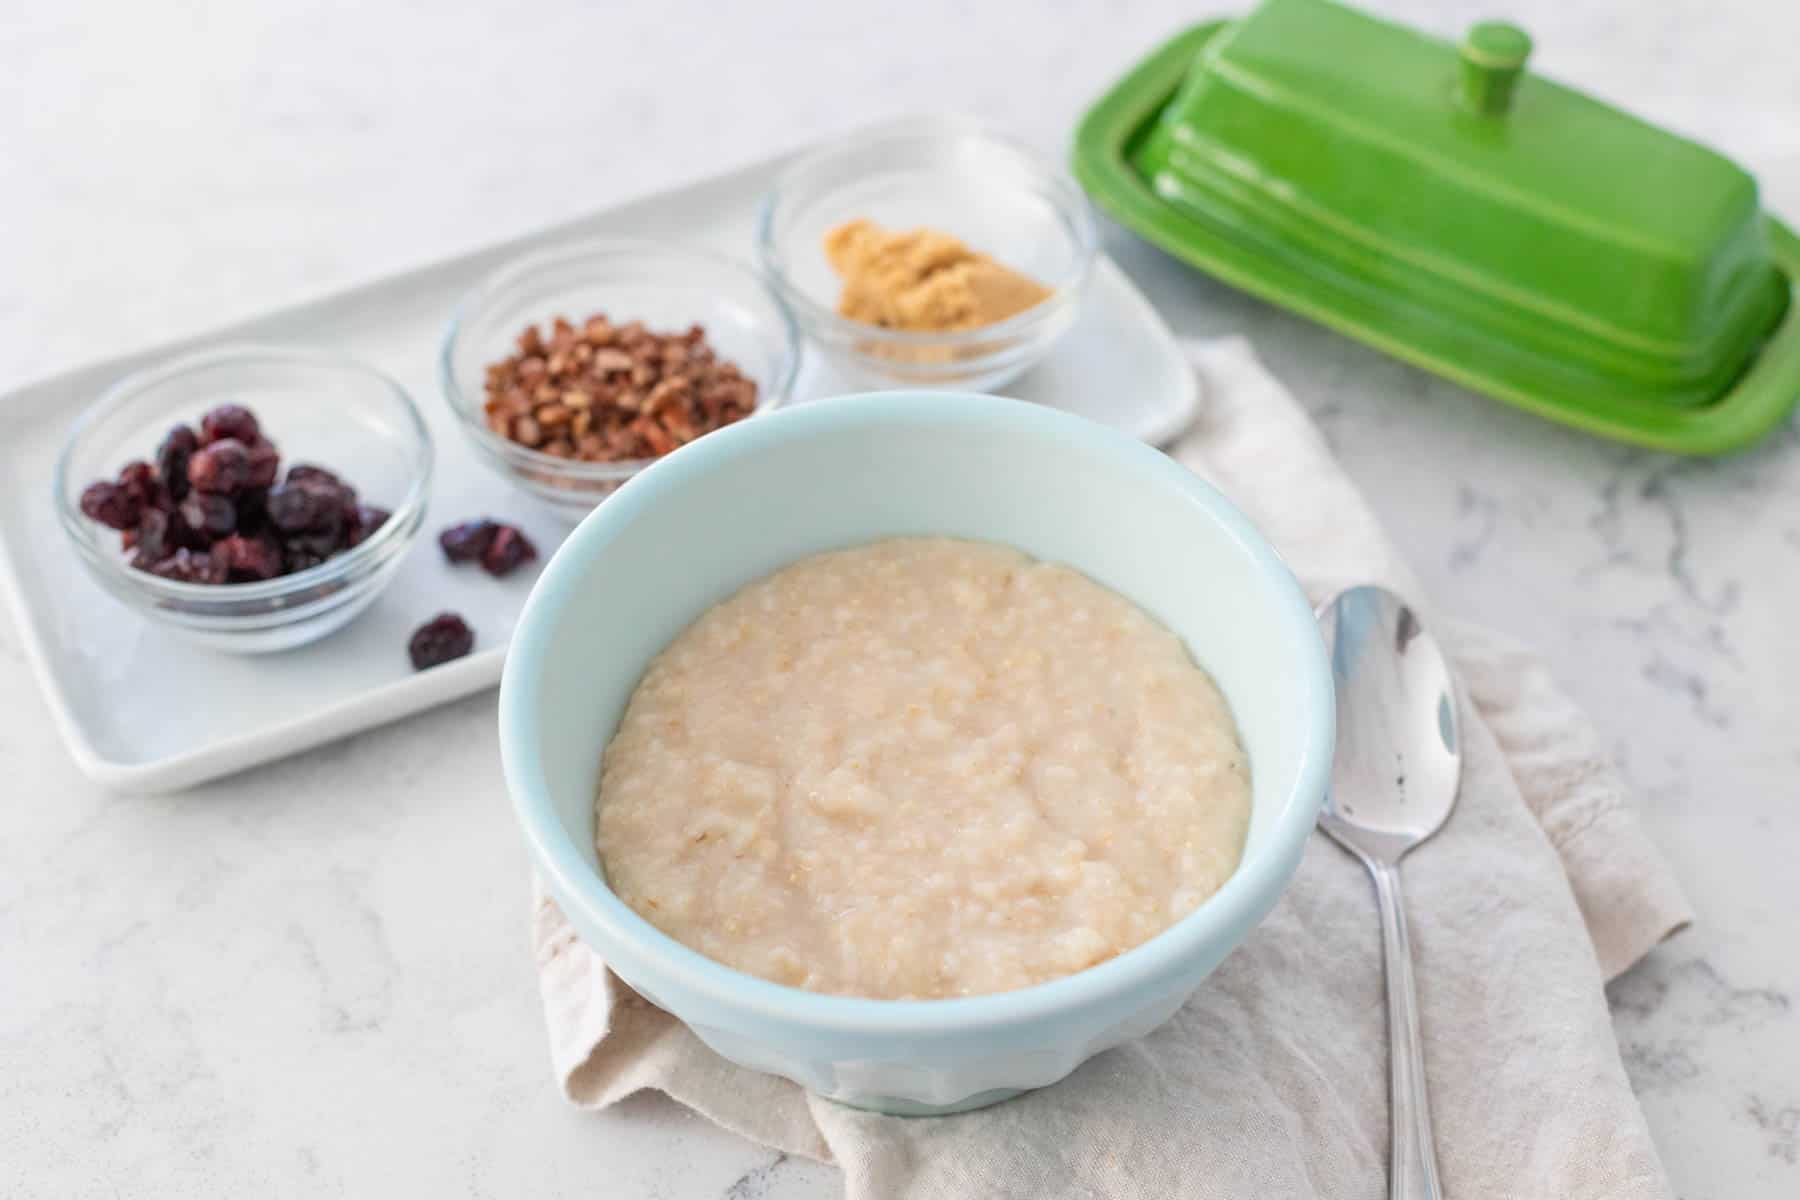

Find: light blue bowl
<box><xmin>500</xmin><ymin>392</ymin><xmax>1333</xmax><ymax>1114</ymax></box>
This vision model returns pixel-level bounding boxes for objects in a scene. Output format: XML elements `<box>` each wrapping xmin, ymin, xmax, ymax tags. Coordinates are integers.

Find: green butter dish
<box><xmin>1072</xmin><ymin>0</ymin><xmax>1800</xmax><ymax>453</ymax></box>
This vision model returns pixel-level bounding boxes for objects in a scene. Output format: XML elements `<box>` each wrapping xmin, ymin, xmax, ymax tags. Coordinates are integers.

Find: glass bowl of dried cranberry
<box><xmin>440</xmin><ymin>239</ymin><xmax>800</xmax><ymax>520</ymax></box>
<box><xmin>54</xmin><ymin>345</ymin><xmax>433</xmax><ymax>654</ymax></box>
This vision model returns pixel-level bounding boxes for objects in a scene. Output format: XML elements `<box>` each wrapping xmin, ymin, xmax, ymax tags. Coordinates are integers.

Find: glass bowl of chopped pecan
<box><xmin>440</xmin><ymin>239</ymin><xmax>800</xmax><ymax>519</ymax></box>
<box><xmin>755</xmin><ymin>116</ymin><xmax>1097</xmax><ymax>392</ymax></box>
<box><xmin>54</xmin><ymin>345</ymin><xmax>433</xmax><ymax>654</ymax></box>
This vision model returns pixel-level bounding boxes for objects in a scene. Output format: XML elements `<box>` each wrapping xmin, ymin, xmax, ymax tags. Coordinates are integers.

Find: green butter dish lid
<box><xmin>1073</xmin><ymin>0</ymin><xmax>1800</xmax><ymax>453</ymax></box>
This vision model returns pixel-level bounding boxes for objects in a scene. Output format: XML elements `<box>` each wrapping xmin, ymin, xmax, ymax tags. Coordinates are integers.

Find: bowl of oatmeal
<box><xmin>500</xmin><ymin>392</ymin><xmax>1333</xmax><ymax>1113</ymax></box>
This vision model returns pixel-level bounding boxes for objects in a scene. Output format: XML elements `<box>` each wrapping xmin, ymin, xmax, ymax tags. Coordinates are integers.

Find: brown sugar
<box><xmin>823</xmin><ymin>219</ymin><xmax>1052</xmax><ymax>333</ymax></box>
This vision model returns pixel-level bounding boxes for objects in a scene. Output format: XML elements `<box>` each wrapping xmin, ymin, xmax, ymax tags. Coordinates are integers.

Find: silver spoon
<box><xmin>1316</xmin><ymin>585</ymin><xmax>1462</xmax><ymax>1200</ymax></box>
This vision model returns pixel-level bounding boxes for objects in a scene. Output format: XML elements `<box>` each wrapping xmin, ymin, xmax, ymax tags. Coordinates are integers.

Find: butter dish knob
<box><xmin>1459</xmin><ymin>21</ymin><xmax>1533</xmax><ymax>116</ymax></box>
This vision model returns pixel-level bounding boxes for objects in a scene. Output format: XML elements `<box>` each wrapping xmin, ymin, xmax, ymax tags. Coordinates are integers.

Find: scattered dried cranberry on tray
<box><xmin>482</xmin><ymin>315</ymin><xmax>757</xmax><ymax>463</ymax></box>
<box><xmin>481</xmin><ymin>526</ymin><xmax>536</xmax><ymax>577</ymax></box>
<box><xmin>436</xmin><ymin>518</ymin><xmax>537</xmax><ymax>578</ymax></box>
<box><xmin>437</xmin><ymin>519</ymin><xmax>497</xmax><ymax>563</ymax></box>
<box><xmin>409</xmin><ymin>612</ymin><xmax>474</xmax><ymax>670</ymax></box>
<box><xmin>75</xmin><ymin>404</ymin><xmax>389</xmax><ymax>584</ymax></box>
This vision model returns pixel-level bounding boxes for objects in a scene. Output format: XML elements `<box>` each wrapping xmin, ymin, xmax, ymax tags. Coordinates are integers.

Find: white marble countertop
<box><xmin>3</xmin><ymin>1</ymin><xmax>1797</xmax><ymax>1196</ymax></box>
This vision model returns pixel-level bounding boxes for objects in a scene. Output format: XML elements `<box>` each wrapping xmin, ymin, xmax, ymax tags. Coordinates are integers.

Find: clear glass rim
<box><xmin>752</xmin><ymin>114</ymin><xmax>1100</xmax><ymax>349</ymax></box>
<box><xmin>53</xmin><ymin>343</ymin><xmax>434</xmax><ymax>608</ymax></box>
<box><xmin>438</xmin><ymin>237</ymin><xmax>803</xmax><ymax>484</ymax></box>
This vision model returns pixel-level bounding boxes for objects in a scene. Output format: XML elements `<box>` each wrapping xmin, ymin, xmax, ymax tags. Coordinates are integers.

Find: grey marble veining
<box><xmin>2</xmin><ymin>1</ymin><xmax>1797</xmax><ymax>1197</ymax></box>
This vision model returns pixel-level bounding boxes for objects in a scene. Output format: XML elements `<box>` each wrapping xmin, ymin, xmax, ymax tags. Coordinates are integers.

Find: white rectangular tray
<box><xmin>0</xmin><ymin>140</ymin><xmax>1196</xmax><ymax>793</ymax></box>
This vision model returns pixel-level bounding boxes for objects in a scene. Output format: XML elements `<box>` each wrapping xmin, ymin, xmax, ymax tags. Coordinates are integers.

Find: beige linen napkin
<box><xmin>531</xmin><ymin>339</ymin><xmax>1694</xmax><ymax>1199</ymax></box>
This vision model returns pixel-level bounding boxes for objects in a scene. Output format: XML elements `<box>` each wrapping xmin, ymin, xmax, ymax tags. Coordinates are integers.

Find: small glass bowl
<box><xmin>755</xmin><ymin>117</ymin><xmax>1097</xmax><ymax>391</ymax></box>
<box><xmin>440</xmin><ymin>239</ymin><xmax>801</xmax><ymax>520</ymax></box>
<box><xmin>54</xmin><ymin>346</ymin><xmax>433</xmax><ymax>655</ymax></box>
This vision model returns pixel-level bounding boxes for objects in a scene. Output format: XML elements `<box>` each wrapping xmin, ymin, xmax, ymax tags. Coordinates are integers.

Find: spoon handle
<box><xmin>1370</xmin><ymin>859</ymin><xmax>1443</xmax><ymax>1200</ymax></box>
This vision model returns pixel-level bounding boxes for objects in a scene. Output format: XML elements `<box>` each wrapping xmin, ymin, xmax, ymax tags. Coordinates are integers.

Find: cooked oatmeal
<box><xmin>596</xmin><ymin>537</ymin><xmax>1251</xmax><ymax>1000</ymax></box>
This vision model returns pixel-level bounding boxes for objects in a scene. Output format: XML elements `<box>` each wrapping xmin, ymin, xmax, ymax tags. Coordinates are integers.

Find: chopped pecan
<box><xmin>480</xmin><ymin>312</ymin><xmax>758</xmax><ymax>464</ymax></box>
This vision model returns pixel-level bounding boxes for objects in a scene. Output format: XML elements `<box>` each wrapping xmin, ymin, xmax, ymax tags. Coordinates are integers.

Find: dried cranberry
<box><xmin>327</xmin><ymin>478</ymin><xmax>359</xmax><ymax>514</ymax></box>
<box><xmin>437</xmin><ymin>519</ymin><xmax>497</xmax><ymax>564</ymax></box>
<box><xmin>187</xmin><ymin>437</ymin><xmax>252</xmax><ymax>495</ymax></box>
<box><xmin>200</xmin><ymin>404</ymin><xmax>260</xmax><ymax>445</ymax></box>
<box><xmin>215</xmin><ymin>534</ymin><xmax>284</xmax><ymax>581</ymax></box>
<box><xmin>179</xmin><ymin>491</ymin><xmax>237</xmax><ymax>540</ymax></box>
<box><xmin>79</xmin><ymin>481</ymin><xmax>141</xmax><ymax>531</ymax></box>
<box><xmin>144</xmin><ymin>548</ymin><xmax>227</xmax><ymax>584</ymax></box>
<box><xmin>480</xmin><ymin>526</ymin><xmax>537</xmax><ymax>578</ymax></box>
<box><xmin>268</xmin><ymin>477</ymin><xmax>353</xmax><ymax>533</ymax></box>
<box><xmin>285</xmin><ymin>464</ymin><xmax>344</xmax><ymax>490</ymax></box>
<box><xmin>129</xmin><ymin>508</ymin><xmax>171</xmax><ymax>568</ymax></box>
<box><xmin>346</xmin><ymin>505</ymin><xmax>391</xmax><ymax>548</ymax></box>
<box><xmin>156</xmin><ymin>425</ymin><xmax>199</xmax><ymax>501</ymax></box>
<box><xmin>117</xmin><ymin>460</ymin><xmax>161</xmax><ymax>510</ymax></box>
<box><xmin>235</xmin><ymin>488</ymin><xmax>269</xmax><ymax>533</ymax></box>
<box><xmin>408</xmin><ymin>612</ymin><xmax>474</xmax><ymax>670</ymax></box>
<box><xmin>294</xmin><ymin>468</ymin><xmax>358</xmax><ymax>527</ymax></box>
<box><xmin>284</xmin><ymin>529</ymin><xmax>343</xmax><ymax>565</ymax></box>
<box><xmin>245</xmin><ymin>436</ymin><xmax>281</xmax><ymax>488</ymax></box>
<box><xmin>167</xmin><ymin>506</ymin><xmax>211</xmax><ymax>551</ymax></box>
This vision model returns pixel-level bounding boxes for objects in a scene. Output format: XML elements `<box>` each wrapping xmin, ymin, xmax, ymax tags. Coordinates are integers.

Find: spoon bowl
<box><xmin>1318</xmin><ymin>586</ymin><xmax>1461</xmax><ymax>863</ymax></box>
